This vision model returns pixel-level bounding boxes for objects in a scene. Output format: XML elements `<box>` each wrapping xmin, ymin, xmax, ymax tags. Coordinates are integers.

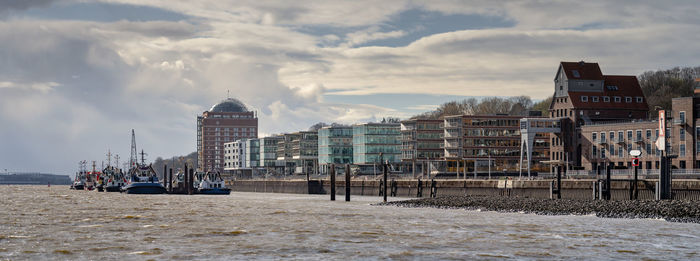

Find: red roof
<box><xmin>560</xmin><ymin>61</ymin><xmax>604</xmax><ymax>80</ymax></box>
<box><xmin>568</xmin><ymin>75</ymin><xmax>648</xmax><ymax>110</ymax></box>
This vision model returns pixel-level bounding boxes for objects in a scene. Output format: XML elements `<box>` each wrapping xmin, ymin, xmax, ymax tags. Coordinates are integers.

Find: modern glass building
<box><xmin>245</xmin><ymin>139</ymin><xmax>260</xmax><ymax>168</ymax></box>
<box><xmin>353</xmin><ymin>123</ymin><xmax>401</xmax><ymax>165</ymax></box>
<box><xmin>318</xmin><ymin>126</ymin><xmax>353</xmax><ymax>173</ymax></box>
<box><xmin>400</xmin><ymin>119</ymin><xmax>443</xmax><ymax>174</ymax></box>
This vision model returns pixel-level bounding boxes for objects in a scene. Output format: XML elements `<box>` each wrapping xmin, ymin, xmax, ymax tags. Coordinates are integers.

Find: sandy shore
<box><xmin>380</xmin><ymin>195</ymin><xmax>700</xmax><ymax>223</ymax></box>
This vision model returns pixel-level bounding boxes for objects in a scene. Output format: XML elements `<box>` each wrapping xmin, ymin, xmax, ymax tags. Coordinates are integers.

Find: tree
<box><xmin>639</xmin><ymin>66</ymin><xmax>699</xmax><ymax>116</ymax></box>
<box><xmin>532</xmin><ymin>95</ymin><xmax>553</xmax><ymax>116</ymax></box>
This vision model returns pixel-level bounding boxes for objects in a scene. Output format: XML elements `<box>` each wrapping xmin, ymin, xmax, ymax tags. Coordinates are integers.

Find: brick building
<box><xmin>548</xmin><ymin>61</ymin><xmax>649</xmax><ymax>170</ymax></box>
<box><xmin>197</xmin><ymin>98</ymin><xmax>258</xmax><ymax>172</ymax></box>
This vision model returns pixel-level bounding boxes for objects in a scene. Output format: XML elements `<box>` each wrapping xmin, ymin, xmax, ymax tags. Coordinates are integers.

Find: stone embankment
<box><xmin>381</xmin><ymin>195</ymin><xmax>700</xmax><ymax>223</ymax></box>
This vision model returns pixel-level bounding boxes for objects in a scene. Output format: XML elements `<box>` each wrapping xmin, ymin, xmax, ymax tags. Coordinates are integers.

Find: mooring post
<box><xmin>417</xmin><ymin>178</ymin><xmax>422</xmax><ymax>198</ymax></box>
<box><xmin>383</xmin><ymin>161</ymin><xmax>388</xmax><ymax>202</ymax></box>
<box><xmin>330</xmin><ymin>164</ymin><xmax>336</xmax><ymax>201</ymax></box>
<box><xmin>430</xmin><ymin>179</ymin><xmax>437</xmax><ymax>198</ymax></box>
<box><xmin>592</xmin><ymin>181</ymin><xmax>597</xmax><ymax>200</ymax></box>
<box><xmin>361</xmin><ymin>179</ymin><xmax>365</xmax><ymax>196</ymax></box>
<box><xmin>345</xmin><ymin>164</ymin><xmax>351</xmax><ymax>201</ymax></box>
<box><xmin>184</xmin><ymin>164</ymin><xmax>189</xmax><ymax>194</ymax></box>
<box><xmin>634</xmin><ymin>164</ymin><xmax>639</xmax><ymax>200</ymax></box>
<box><xmin>163</xmin><ymin>164</ymin><xmax>167</xmax><ymax>187</ymax></box>
<box><xmin>556</xmin><ymin>165</ymin><xmax>562</xmax><ymax>199</ymax></box>
<box><xmin>168</xmin><ymin>168</ymin><xmax>173</xmax><ymax>193</ymax></box>
<box><xmin>390</xmin><ymin>179</ymin><xmax>397</xmax><ymax>197</ymax></box>
<box><xmin>188</xmin><ymin>169</ymin><xmax>194</xmax><ymax>195</ymax></box>
<box><xmin>549</xmin><ymin>180</ymin><xmax>554</xmax><ymax>199</ymax></box>
<box><xmin>605</xmin><ymin>167</ymin><xmax>611</xmax><ymax>200</ymax></box>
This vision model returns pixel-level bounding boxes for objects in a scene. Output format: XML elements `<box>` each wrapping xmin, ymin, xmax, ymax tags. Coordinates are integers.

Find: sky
<box><xmin>0</xmin><ymin>0</ymin><xmax>699</xmax><ymax>175</ymax></box>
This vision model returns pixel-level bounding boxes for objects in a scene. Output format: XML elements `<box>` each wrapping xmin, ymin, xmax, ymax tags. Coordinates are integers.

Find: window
<box><xmin>646</xmin><ymin>130</ymin><xmax>651</xmax><ymax>140</ymax></box>
<box><xmin>618</xmin><ymin>131</ymin><xmax>623</xmax><ymax>142</ymax></box>
<box><xmin>592</xmin><ymin>96</ymin><xmax>599</xmax><ymax>102</ymax></box>
<box><xmin>603</xmin><ymin>96</ymin><xmax>610</xmax><ymax>102</ymax></box>
<box><xmin>618</xmin><ymin>146</ymin><xmax>623</xmax><ymax>157</ymax></box>
<box><xmin>636</xmin><ymin>97</ymin><xmax>643</xmax><ymax>103</ymax></box>
<box><xmin>592</xmin><ymin>133</ymin><xmax>597</xmax><ymax>142</ymax></box>
<box><xmin>593</xmin><ymin>145</ymin><xmax>597</xmax><ymax>156</ymax></box>
<box><xmin>606</xmin><ymin>85</ymin><xmax>619</xmax><ymax>90</ymax></box>
<box><xmin>581</xmin><ymin>96</ymin><xmax>588</xmax><ymax>102</ymax></box>
<box><xmin>680</xmin><ymin>128</ymin><xmax>685</xmax><ymax>141</ymax></box>
<box><xmin>559</xmin><ymin>86</ymin><xmax>563</xmax><ymax>91</ymax></box>
<box><xmin>614</xmin><ymin>96</ymin><xmax>622</xmax><ymax>102</ymax></box>
<box><xmin>680</xmin><ymin>111</ymin><xmax>686</xmax><ymax>124</ymax></box>
<box><xmin>601</xmin><ymin>148</ymin><xmax>606</xmax><ymax>158</ymax></box>
<box><xmin>646</xmin><ymin>143</ymin><xmax>652</xmax><ymax>155</ymax></box>
<box><xmin>681</xmin><ymin>144</ymin><xmax>686</xmax><ymax>157</ymax></box>
<box><xmin>609</xmin><ymin>144</ymin><xmax>615</xmax><ymax>156</ymax></box>
<box><xmin>627</xmin><ymin>130</ymin><xmax>633</xmax><ymax>140</ymax></box>
<box><xmin>625</xmin><ymin>97</ymin><xmax>632</xmax><ymax>103</ymax></box>
<box><xmin>600</xmin><ymin>132</ymin><xmax>606</xmax><ymax>143</ymax></box>
<box><xmin>610</xmin><ymin>131</ymin><xmax>615</xmax><ymax>141</ymax></box>
<box><xmin>578</xmin><ymin>82</ymin><xmax>584</xmax><ymax>86</ymax></box>
<box><xmin>636</xmin><ymin>130</ymin><xmax>642</xmax><ymax>141</ymax></box>
<box><xmin>572</xmin><ymin>70</ymin><xmax>580</xmax><ymax>78</ymax></box>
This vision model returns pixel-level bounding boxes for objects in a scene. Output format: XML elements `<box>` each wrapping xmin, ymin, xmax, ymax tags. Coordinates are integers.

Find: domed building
<box><xmin>197</xmin><ymin>98</ymin><xmax>258</xmax><ymax>172</ymax></box>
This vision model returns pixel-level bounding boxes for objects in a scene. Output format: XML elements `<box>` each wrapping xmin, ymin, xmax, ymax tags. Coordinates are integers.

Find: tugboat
<box><xmin>103</xmin><ymin>166</ymin><xmax>125</xmax><ymax>192</ymax></box>
<box><xmin>196</xmin><ymin>172</ymin><xmax>231</xmax><ymax>195</ymax></box>
<box><xmin>70</xmin><ymin>161</ymin><xmax>87</xmax><ymax>190</ymax></box>
<box><xmin>84</xmin><ymin>161</ymin><xmax>99</xmax><ymax>191</ymax></box>
<box><xmin>120</xmin><ymin>130</ymin><xmax>166</xmax><ymax>194</ymax></box>
<box><xmin>122</xmin><ymin>162</ymin><xmax>166</xmax><ymax>194</ymax></box>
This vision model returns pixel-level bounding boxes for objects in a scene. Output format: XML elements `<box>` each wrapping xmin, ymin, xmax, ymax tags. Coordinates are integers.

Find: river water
<box><xmin>1</xmin><ymin>185</ymin><xmax>699</xmax><ymax>260</ymax></box>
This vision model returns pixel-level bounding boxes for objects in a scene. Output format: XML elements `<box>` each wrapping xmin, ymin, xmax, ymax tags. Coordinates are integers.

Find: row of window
<box><xmin>580</xmin><ymin>96</ymin><xmax>643</xmax><ymax>103</ymax></box>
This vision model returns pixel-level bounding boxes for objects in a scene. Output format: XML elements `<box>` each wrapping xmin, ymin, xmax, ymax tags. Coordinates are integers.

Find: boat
<box><xmin>196</xmin><ymin>172</ymin><xmax>231</xmax><ymax>195</ymax></box>
<box><xmin>122</xmin><ymin>163</ymin><xmax>166</xmax><ymax>194</ymax></box>
<box><xmin>71</xmin><ymin>161</ymin><xmax>87</xmax><ymax>190</ymax></box>
<box><xmin>103</xmin><ymin>166</ymin><xmax>125</xmax><ymax>192</ymax></box>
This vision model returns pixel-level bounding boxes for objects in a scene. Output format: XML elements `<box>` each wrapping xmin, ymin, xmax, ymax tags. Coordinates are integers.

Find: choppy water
<box><xmin>1</xmin><ymin>186</ymin><xmax>699</xmax><ymax>260</ymax></box>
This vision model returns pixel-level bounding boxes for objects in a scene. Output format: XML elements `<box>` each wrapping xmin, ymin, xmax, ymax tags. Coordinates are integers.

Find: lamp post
<box><xmin>655</xmin><ymin>106</ymin><xmax>672</xmax><ymax>200</ymax></box>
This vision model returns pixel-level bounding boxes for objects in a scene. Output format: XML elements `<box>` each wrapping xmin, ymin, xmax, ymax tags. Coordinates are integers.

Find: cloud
<box><xmin>1</xmin><ymin>1</ymin><xmax>700</xmax><ymax>175</ymax></box>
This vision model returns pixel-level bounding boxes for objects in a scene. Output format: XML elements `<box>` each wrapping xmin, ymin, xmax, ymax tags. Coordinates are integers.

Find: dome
<box><xmin>209</xmin><ymin>98</ymin><xmax>249</xmax><ymax>113</ymax></box>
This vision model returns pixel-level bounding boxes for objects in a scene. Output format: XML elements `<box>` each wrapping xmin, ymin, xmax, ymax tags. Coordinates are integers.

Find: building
<box><xmin>548</xmin><ymin>61</ymin><xmax>649</xmax><ymax>170</ymax></box>
<box><xmin>259</xmin><ymin>136</ymin><xmax>283</xmax><ymax>172</ymax></box>
<box><xmin>444</xmin><ymin>115</ymin><xmax>550</xmax><ymax>175</ymax></box>
<box><xmin>197</xmin><ymin>98</ymin><xmax>258</xmax><ymax>172</ymax></box>
<box><xmin>318</xmin><ymin>126</ymin><xmax>353</xmax><ymax>173</ymax></box>
<box><xmin>352</xmin><ymin>123</ymin><xmax>401</xmax><ymax>167</ymax></box>
<box><xmin>579</xmin><ymin>96</ymin><xmax>699</xmax><ymax>170</ymax></box>
<box><xmin>223</xmin><ymin>140</ymin><xmax>246</xmax><ymax>170</ymax></box>
<box><xmin>277</xmin><ymin>131</ymin><xmax>318</xmax><ymax>175</ymax></box>
<box><xmin>400</xmin><ymin>119</ymin><xmax>443</xmax><ymax>174</ymax></box>
<box><xmin>245</xmin><ymin>139</ymin><xmax>260</xmax><ymax>168</ymax></box>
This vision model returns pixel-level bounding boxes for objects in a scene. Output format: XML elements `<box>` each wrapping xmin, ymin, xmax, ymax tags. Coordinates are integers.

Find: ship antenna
<box><xmin>130</xmin><ymin>129</ymin><xmax>137</xmax><ymax>168</ymax></box>
<box><xmin>114</xmin><ymin>154</ymin><xmax>120</xmax><ymax>169</ymax></box>
<box><xmin>106</xmin><ymin>149</ymin><xmax>112</xmax><ymax>167</ymax></box>
<box><xmin>140</xmin><ymin>150</ymin><xmax>148</xmax><ymax>165</ymax></box>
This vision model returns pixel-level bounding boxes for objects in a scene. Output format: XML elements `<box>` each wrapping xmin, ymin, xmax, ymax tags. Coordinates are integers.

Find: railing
<box><xmin>562</xmin><ymin>169</ymin><xmax>700</xmax><ymax>179</ymax></box>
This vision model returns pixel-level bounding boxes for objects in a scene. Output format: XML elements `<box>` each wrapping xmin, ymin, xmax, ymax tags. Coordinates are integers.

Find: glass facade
<box><xmin>353</xmin><ymin>123</ymin><xmax>401</xmax><ymax>164</ymax></box>
<box><xmin>318</xmin><ymin>126</ymin><xmax>353</xmax><ymax>165</ymax></box>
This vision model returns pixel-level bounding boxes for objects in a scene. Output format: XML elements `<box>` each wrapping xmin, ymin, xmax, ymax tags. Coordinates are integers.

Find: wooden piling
<box><xmin>383</xmin><ymin>162</ymin><xmax>387</xmax><ymax>202</ymax></box>
<box><xmin>330</xmin><ymin>164</ymin><xmax>336</xmax><ymax>201</ymax></box>
<box><xmin>188</xmin><ymin>169</ymin><xmax>194</xmax><ymax>195</ymax></box>
<box><xmin>345</xmin><ymin>164</ymin><xmax>350</xmax><ymax>201</ymax></box>
<box><xmin>168</xmin><ymin>168</ymin><xmax>173</xmax><ymax>193</ymax></box>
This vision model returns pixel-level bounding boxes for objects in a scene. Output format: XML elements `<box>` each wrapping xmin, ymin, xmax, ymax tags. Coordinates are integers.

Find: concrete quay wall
<box><xmin>229</xmin><ymin>179</ymin><xmax>700</xmax><ymax>200</ymax></box>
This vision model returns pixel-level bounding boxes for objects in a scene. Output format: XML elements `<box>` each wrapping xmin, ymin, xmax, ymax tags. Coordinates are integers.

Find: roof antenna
<box><xmin>227</xmin><ymin>89</ymin><xmax>230</xmax><ymax>99</ymax></box>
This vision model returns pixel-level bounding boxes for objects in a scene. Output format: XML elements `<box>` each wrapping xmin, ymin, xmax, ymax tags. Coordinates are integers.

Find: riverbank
<box><xmin>381</xmin><ymin>196</ymin><xmax>700</xmax><ymax>223</ymax></box>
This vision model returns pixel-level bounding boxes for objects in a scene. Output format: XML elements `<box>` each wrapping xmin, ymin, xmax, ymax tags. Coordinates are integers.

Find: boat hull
<box><xmin>122</xmin><ymin>183</ymin><xmax>167</xmax><ymax>194</ymax></box>
<box><xmin>72</xmin><ymin>184</ymin><xmax>84</xmax><ymax>190</ymax></box>
<box><xmin>105</xmin><ymin>186</ymin><xmax>121</xmax><ymax>192</ymax></box>
<box><xmin>197</xmin><ymin>188</ymin><xmax>231</xmax><ymax>195</ymax></box>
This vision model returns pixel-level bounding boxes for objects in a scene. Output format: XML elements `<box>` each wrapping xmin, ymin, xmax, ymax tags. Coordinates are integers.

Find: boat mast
<box><xmin>129</xmin><ymin>129</ymin><xmax>137</xmax><ymax>168</ymax></box>
<box><xmin>140</xmin><ymin>150</ymin><xmax>148</xmax><ymax>165</ymax></box>
<box><xmin>114</xmin><ymin>154</ymin><xmax>120</xmax><ymax>169</ymax></box>
<box><xmin>106</xmin><ymin>149</ymin><xmax>112</xmax><ymax>167</ymax></box>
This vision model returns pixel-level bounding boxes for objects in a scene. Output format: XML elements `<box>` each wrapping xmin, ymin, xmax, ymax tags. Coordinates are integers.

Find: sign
<box><xmin>656</xmin><ymin>110</ymin><xmax>666</xmax><ymax>151</ymax></box>
<box><xmin>629</xmin><ymin>150</ymin><xmax>642</xmax><ymax>157</ymax></box>
<box><xmin>631</xmin><ymin>158</ymin><xmax>640</xmax><ymax>167</ymax></box>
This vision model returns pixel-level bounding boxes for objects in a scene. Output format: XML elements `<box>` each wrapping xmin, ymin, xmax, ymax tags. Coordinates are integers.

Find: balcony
<box><xmin>596</xmin><ymin>139</ymin><xmax>607</xmax><ymax>145</ymax></box>
<box><xmin>615</xmin><ymin>138</ymin><xmax>625</xmax><ymax>144</ymax></box>
<box><xmin>673</xmin><ymin>119</ymin><xmax>686</xmax><ymax>125</ymax></box>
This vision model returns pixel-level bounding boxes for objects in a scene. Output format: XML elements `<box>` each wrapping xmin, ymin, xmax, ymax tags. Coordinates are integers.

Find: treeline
<box><xmin>412</xmin><ymin>65</ymin><xmax>700</xmax><ymax>120</ymax></box>
<box><xmin>412</xmin><ymin>96</ymin><xmax>540</xmax><ymax>120</ymax></box>
<box><xmin>151</xmin><ymin>151</ymin><xmax>197</xmax><ymax>176</ymax></box>
<box><xmin>639</xmin><ymin>66</ymin><xmax>700</xmax><ymax>114</ymax></box>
